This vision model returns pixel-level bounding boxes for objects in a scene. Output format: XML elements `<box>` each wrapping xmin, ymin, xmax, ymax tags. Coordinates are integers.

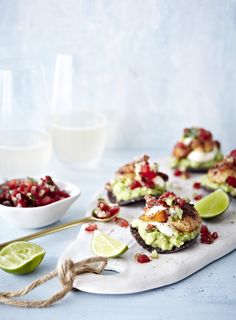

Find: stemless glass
<box><xmin>0</xmin><ymin>64</ymin><xmax>52</xmax><ymax>178</ymax></box>
<box><xmin>51</xmin><ymin>54</ymin><xmax>107</xmax><ymax>169</ymax></box>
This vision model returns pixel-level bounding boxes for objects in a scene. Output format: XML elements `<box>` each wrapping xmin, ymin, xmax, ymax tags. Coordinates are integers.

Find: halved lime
<box><xmin>194</xmin><ymin>189</ymin><xmax>230</xmax><ymax>219</ymax></box>
<box><xmin>0</xmin><ymin>241</ymin><xmax>45</xmax><ymax>274</ymax></box>
<box><xmin>91</xmin><ymin>230</ymin><xmax>128</xmax><ymax>258</ymax></box>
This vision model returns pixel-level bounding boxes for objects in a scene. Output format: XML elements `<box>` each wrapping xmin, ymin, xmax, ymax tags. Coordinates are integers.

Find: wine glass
<box><xmin>51</xmin><ymin>54</ymin><xmax>107</xmax><ymax>169</ymax></box>
<box><xmin>0</xmin><ymin>63</ymin><xmax>52</xmax><ymax>178</ymax></box>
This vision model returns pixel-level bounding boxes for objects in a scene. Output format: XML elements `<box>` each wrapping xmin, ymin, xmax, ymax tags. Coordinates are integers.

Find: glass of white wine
<box><xmin>0</xmin><ymin>63</ymin><xmax>52</xmax><ymax>178</ymax></box>
<box><xmin>51</xmin><ymin>54</ymin><xmax>107</xmax><ymax>169</ymax></box>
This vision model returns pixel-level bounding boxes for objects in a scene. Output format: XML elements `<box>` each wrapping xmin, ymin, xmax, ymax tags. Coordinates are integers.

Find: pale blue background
<box><xmin>0</xmin><ymin>0</ymin><xmax>235</xmax><ymax>152</ymax></box>
<box><xmin>0</xmin><ymin>1</ymin><xmax>236</xmax><ymax>319</ymax></box>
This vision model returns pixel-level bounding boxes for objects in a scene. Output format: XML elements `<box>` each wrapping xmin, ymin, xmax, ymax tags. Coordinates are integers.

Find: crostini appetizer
<box><xmin>130</xmin><ymin>192</ymin><xmax>201</xmax><ymax>253</ymax></box>
<box><xmin>171</xmin><ymin>127</ymin><xmax>223</xmax><ymax>172</ymax></box>
<box><xmin>201</xmin><ymin>150</ymin><xmax>236</xmax><ymax>197</ymax></box>
<box><xmin>106</xmin><ymin>155</ymin><xmax>168</xmax><ymax>205</ymax></box>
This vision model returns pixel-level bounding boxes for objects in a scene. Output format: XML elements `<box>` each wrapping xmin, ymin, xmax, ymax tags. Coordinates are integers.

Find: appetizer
<box><xmin>106</xmin><ymin>155</ymin><xmax>168</xmax><ymax>205</ymax></box>
<box><xmin>130</xmin><ymin>192</ymin><xmax>201</xmax><ymax>253</ymax></box>
<box><xmin>0</xmin><ymin>176</ymin><xmax>70</xmax><ymax>207</ymax></box>
<box><xmin>171</xmin><ymin>127</ymin><xmax>223</xmax><ymax>172</ymax></box>
<box><xmin>201</xmin><ymin>149</ymin><xmax>236</xmax><ymax>197</ymax></box>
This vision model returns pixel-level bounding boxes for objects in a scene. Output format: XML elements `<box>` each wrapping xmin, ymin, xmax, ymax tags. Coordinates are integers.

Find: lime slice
<box><xmin>194</xmin><ymin>189</ymin><xmax>230</xmax><ymax>219</ymax></box>
<box><xmin>0</xmin><ymin>241</ymin><xmax>45</xmax><ymax>274</ymax></box>
<box><xmin>91</xmin><ymin>230</ymin><xmax>128</xmax><ymax>258</ymax></box>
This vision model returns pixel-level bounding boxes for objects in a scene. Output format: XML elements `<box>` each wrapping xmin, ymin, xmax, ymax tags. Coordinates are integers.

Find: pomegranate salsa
<box><xmin>0</xmin><ymin>176</ymin><xmax>70</xmax><ymax>208</ymax></box>
<box><xmin>92</xmin><ymin>198</ymin><xmax>120</xmax><ymax>219</ymax></box>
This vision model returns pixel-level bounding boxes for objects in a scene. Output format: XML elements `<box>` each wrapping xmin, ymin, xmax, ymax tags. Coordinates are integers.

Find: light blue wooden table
<box><xmin>0</xmin><ymin>150</ymin><xmax>235</xmax><ymax>319</ymax></box>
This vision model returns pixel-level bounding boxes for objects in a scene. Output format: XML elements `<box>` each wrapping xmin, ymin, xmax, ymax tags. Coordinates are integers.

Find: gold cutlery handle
<box><xmin>0</xmin><ymin>216</ymin><xmax>92</xmax><ymax>249</ymax></box>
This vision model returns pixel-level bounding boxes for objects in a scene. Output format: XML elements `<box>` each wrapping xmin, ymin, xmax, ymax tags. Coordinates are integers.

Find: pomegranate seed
<box><xmin>173</xmin><ymin>169</ymin><xmax>182</xmax><ymax>177</ymax></box>
<box><xmin>145</xmin><ymin>170</ymin><xmax>157</xmax><ymax>180</ymax></box>
<box><xmin>201</xmin><ymin>225</ymin><xmax>208</xmax><ymax>233</ymax></box>
<box><xmin>159</xmin><ymin>191</ymin><xmax>176</xmax><ymax>199</ymax></box>
<box><xmin>114</xmin><ymin>217</ymin><xmax>129</xmax><ymax>228</ymax></box>
<box><xmin>130</xmin><ymin>180</ymin><xmax>142</xmax><ymax>190</ymax></box>
<box><xmin>45</xmin><ymin>176</ymin><xmax>54</xmax><ymax>184</ymax></box>
<box><xmin>175</xmin><ymin>142</ymin><xmax>187</xmax><ymax>149</ymax></box>
<box><xmin>230</xmin><ymin>150</ymin><xmax>236</xmax><ymax>159</ymax></box>
<box><xmin>16</xmin><ymin>199</ymin><xmax>27</xmax><ymax>207</ymax></box>
<box><xmin>58</xmin><ymin>190</ymin><xmax>69</xmax><ymax>197</ymax></box>
<box><xmin>144</xmin><ymin>179</ymin><xmax>155</xmax><ymax>188</ymax></box>
<box><xmin>40</xmin><ymin>196</ymin><xmax>52</xmax><ymax>206</ymax></box>
<box><xmin>176</xmin><ymin>198</ymin><xmax>186</xmax><ymax>208</ymax></box>
<box><xmin>109</xmin><ymin>206</ymin><xmax>120</xmax><ymax>216</ymax></box>
<box><xmin>211</xmin><ymin>232</ymin><xmax>218</xmax><ymax>240</ymax></box>
<box><xmin>193</xmin><ymin>182</ymin><xmax>201</xmax><ymax>189</ymax></box>
<box><xmin>98</xmin><ymin>202</ymin><xmax>110</xmax><ymax>212</ymax></box>
<box><xmin>140</xmin><ymin>164</ymin><xmax>157</xmax><ymax>184</ymax></box>
<box><xmin>194</xmin><ymin>194</ymin><xmax>203</xmax><ymax>201</ymax></box>
<box><xmin>198</xmin><ymin>128</ymin><xmax>212</xmax><ymax>141</ymax></box>
<box><xmin>7</xmin><ymin>179</ymin><xmax>21</xmax><ymax>189</ymax></box>
<box><xmin>226</xmin><ymin>176</ymin><xmax>236</xmax><ymax>188</ymax></box>
<box><xmin>135</xmin><ymin>253</ymin><xmax>151</xmax><ymax>264</ymax></box>
<box><xmin>200</xmin><ymin>224</ymin><xmax>218</xmax><ymax>244</ymax></box>
<box><xmin>85</xmin><ymin>224</ymin><xmax>98</xmax><ymax>232</ymax></box>
<box><xmin>145</xmin><ymin>196</ymin><xmax>161</xmax><ymax>208</ymax></box>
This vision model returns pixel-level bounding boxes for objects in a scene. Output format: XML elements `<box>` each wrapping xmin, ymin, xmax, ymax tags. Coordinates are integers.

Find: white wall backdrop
<box><xmin>0</xmin><ymin>0</ymin><xmax>235</xmax><ymax>153</ymax></box>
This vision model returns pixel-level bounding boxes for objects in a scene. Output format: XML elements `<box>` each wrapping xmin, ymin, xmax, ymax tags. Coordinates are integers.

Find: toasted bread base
<box><xmin>107</xmin><ymin>190</ymin><xmax>146</xmax><ymax>206</ymax></box>
<box><xmin>130</xmin><ymin>226</ymin><xmax>199</xmax><ymax>254</ymax></box>
<box><xmin>185</xmin><ymin>167</ymin><xmax>209</xmax><ymax>173</ymax></box>
<box><xmin>172</xmin><ymin>166</ymin><xmax>208</xmax><ymax>173</ymax></box>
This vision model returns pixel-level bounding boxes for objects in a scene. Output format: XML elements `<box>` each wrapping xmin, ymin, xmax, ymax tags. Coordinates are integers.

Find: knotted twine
<box><xmin>0</xmin><ymin>257</ymin><xmax>107</xmax><ymax>308</ymax></box>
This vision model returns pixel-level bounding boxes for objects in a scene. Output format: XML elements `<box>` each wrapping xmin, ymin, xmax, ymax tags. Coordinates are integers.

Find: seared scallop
<box><xmin>171</xmin><ymin>204</ymin><xmax>201</xmax><ymax>233</ymax></box>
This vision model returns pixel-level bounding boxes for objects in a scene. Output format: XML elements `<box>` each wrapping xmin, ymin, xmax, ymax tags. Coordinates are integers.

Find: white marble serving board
<box><xmin>59</xmin><ymin>169</ymin><xmax>236</xmax><ymax>294</ymax></box>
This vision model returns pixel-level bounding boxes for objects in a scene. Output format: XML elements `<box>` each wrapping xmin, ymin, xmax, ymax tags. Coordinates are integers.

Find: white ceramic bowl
<box><xmin>0</xmin><ymin>180</ymin><xmax>80</xmax><ymax>229</ymax></box>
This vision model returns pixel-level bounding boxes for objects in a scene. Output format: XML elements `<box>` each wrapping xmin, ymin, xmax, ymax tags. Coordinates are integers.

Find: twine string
<box><xmin>0</xmin><ymin>257</ymin><xmax>107</xmax><ymax>308</ymax></box>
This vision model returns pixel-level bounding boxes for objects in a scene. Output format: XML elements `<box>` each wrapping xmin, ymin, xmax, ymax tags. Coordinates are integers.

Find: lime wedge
<box><xmin>0</xmin><ymin>241</ymin><xmax>45</xmax><ymax>274</ymax></box>
<box><xmin>91</xmin><ymin>230</ymin><xmax>128</xmax><ymax>258</ymax></box>
<box><xmin>194</xmin><ymin>189</ymin><xmax>230</xmax><ymax>219</ymax></box>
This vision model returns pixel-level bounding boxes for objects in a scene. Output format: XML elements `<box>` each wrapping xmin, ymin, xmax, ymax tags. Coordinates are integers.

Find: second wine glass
<box><xmin>51</xmin><ymin>54</ymin><xmax>107</xmax><ymax>169</ymax></box>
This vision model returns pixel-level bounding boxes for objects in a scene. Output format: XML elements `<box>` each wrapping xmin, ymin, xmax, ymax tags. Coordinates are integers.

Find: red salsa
<box><xmin>92</xmin><ymin>198</ymin><xmax>120</xmax><ymax>219</ymax></box>
<box><xmin>0</xmin><ymin>176</ymin><xmax>70</xmax><ymax>208</ymax></box>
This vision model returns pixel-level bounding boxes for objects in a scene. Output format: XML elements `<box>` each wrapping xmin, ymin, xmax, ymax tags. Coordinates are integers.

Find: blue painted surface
<box><xmin>0</xmin><ymin>150</ymin><xmax>235</xmax><ymax>319</ymax></box>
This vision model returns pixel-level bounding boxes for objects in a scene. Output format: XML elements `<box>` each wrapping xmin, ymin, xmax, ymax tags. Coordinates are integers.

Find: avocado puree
<box><xmin>201</xmin><ymin>175</ymin><xmax>236</xmax><ymax>196</ymax></box>
<box><xmin>111</xmin><ymin>178</ymin><xmax>166</xmax><ymax>202</ymax></box>
<box><xmin>170</xmin><ymin>151</ymin><xmax>223</xmax><ymax>170</ymax></box>
<box><xmin>131</xmin><ymin>219</ymin><xmax>199</xmax><ymax>251</ymax></box>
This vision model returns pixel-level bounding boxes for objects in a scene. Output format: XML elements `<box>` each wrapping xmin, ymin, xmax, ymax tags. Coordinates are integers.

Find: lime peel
<box><xmin>194</xmin><ymin>189</ymin><xmax>230</xmax><ymax>219</ymax></box>
<box><xmin>91</xmin><ymin>230</ymin><xmax>128</xmax><ymax>258</ymax></box>
<box><xmin>0</xmin><ymin>241</ymin><xmax>45</xmax><ymax>274</ymax></box>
